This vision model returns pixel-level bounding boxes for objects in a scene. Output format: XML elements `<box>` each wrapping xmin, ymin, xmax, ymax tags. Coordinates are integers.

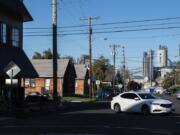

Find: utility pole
<box><xmin>52</xmin><ymin>0</ymin><xmax>58</xmax><ymax>102</ymax></box>
<box><xmin>81</xmin><ymin>16</ymin><xmax>99</xmax><ymax>98</ymax></box>
<box><xmin>88</xmin><ymin>17</ymin><xmax>93</xmax><ymax>98</ymax></box>
<box><xmin>110</xmin><ymin>44</ymin><xmax>120</xmax><ymax>92</ymax></box>
<box><xmin>122</xmin><ymin>46</ymin><xmax>126</xmax><ymax>92</ymax></box>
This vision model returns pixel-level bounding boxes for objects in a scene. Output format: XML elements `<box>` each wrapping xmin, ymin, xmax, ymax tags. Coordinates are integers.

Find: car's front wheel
<box><xmin>141</xmin><ymin>105</ymin><xmax>149</xmax><ymax>115</ymax></box>
<box><xmin>114</xmin><ymin>103</ymin><xmax>121</xmax><ymax>113</ymax></box>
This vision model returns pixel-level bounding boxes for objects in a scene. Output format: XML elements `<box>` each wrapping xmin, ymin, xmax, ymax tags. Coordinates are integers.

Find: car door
<box><xmin>120</xmin><ymin>93</ymin><xmax>141</xmax><ymax>112</ymax></box>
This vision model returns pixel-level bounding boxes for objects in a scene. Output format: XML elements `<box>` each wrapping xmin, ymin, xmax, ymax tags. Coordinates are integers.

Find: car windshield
<box><xmin>138</xmin><ymin>93</ymin><xmax>158</xmax><ymax>99</ymax></box>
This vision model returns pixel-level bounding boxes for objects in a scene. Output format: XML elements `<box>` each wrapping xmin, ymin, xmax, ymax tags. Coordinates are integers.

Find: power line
<box><xmin>23</xmin><ymin>26</ymin><xmax>180</xmax><ymax>37</ymax></box>
<box><xmin>23</xmin><ymin>21</ymin><xmax>180</xmax><ymax>34</ymax></box>
<box><xmin>93</xmin><ymin>21</ymin><xmax>180</xmax><ymax>31</ymax></box>
<box><xmin>24</xmin><ymin>16</ymin><xmax>180</xmax><ymax>29</ymax></box>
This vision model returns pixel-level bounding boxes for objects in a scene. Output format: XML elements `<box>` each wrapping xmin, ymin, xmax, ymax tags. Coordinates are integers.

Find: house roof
<box><xmin>74</xmin><ymin>64</ymin><xmax>88</xmax><ymax>79</ymax></box>
<box><xmin>31</xmin><ymin>59</ymin><xmax>70</xmax><ymax>78</ymax></box>
<box><xmin>0</xmin><ymin>0</ymin><xmax>33</xmax><ymax>22</ymax></box>
<box><xmin>0</xmin><ymin>46</ymin><xmax>38</xmax><ymax>78</ymax></box>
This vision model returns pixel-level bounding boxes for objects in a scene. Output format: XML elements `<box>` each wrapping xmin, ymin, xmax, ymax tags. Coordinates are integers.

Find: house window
<box><xmin>25</xmin><ymin>79</ymin><xmax>30</xmax><ymax>87</ymax></box>
<box><xmin>25</xmin><ymin>79</ymin><xmax>36</xmax><ymax>88</ymax></box>
<box><xmin>0</xmin><ymin>23</ymin><xmax>20</xmax><ymax>47</ymax></box>
<box><xmin>5</xmin><ymin>79</ymin><xmax>18</xmax><ymax>85</ymax></box>
<box><xmin>30</xmin><ymin>79</ymin><xmax>36</xmax><ymax>88</ymax></box>
<box><xmin>45</xmin><ymin>79</ymin><xmax>51</xmax><ymax>91</ymax></box>
<box><xmin>0</xmin><ymin>23</ymin><xmax>7</xmax><ymax>44</ymax></box>
<box><xmin>12</xmin><ymin>28</ymin><xmax>19</xmax><ymax>47</ymax></box>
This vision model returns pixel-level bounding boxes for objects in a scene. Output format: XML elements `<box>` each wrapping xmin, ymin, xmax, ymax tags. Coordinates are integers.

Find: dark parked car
<box><xmin>95</xmin><ymin>88</ymin><xmax>120</xmax><ymax>100</ymax></box>
<box><xmin>25</xmin><ymin>93</ymin><xmax>49</xmax><ymax>110</ymax></box>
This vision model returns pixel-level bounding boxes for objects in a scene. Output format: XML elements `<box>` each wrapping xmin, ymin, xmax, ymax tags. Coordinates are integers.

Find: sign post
<box><xmin>4</xmin><ymin>61</ymin><xmax>21</xmax><ymax>111</ymax></box>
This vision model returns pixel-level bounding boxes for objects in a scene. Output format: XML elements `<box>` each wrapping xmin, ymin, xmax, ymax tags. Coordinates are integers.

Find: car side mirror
<box><xmin>134</xmin><ymin>97</ymin><xmax>140</xmax><ymax>101</ymax></box>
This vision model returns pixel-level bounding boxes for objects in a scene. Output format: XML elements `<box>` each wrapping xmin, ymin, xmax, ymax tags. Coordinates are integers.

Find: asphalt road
<box><xmin>0</xmin><ymin>95</ymin><xmax>179</xmax><ymax>135</ymax></box>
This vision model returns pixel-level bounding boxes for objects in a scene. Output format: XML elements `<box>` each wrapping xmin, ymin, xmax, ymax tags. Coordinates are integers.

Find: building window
<box><xmin>45</xmin><ymin>79</ymin><xmax>51</xmax><ymax>91</ymax></box>
<box><xmin>30</xmin><ymin>79</ymin><xmax>36</xmax><ymax>88</ymax></box>
<box><xmin>0</xmin><ymin>23</ymin><xmax>20</xmax><ymax>47</ymax></box>
<box><xmin>12</xmin><ymin>28</ymin><xmax>19</xmax><ymax>47</ymax></box>
<box><xmin>25</xmin><ymin>79</ymin><xmax>30</xmax><ymax>87</ymax></box>
<box><xmin>25</xmin><ymin>79</ymin><xmax>36</xmax><ymax>88</ymax></box>
<box><xmin>0</xmin><ymin>23</ymin><xmax>7</xmax><ymax>44</ymax></box>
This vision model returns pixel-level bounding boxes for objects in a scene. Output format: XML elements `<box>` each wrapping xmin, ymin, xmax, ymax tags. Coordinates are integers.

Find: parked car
<box><xmin>176</xmin><ymin>92</ymin><xmax>180</xmax><ymax>100</ymax></box>
<box><xmin>111</xmin><ymin>91</ymin><xmax>175</xmax><ymax>114</ymax></box>
<box><xmin>164</xmin><ymin>90</ymin><xmax>172</xmax><ymax>95</ymax></box>
<box><xmin>25</xmin><ymin>92</ymin><xmax>49</xmax><ymax>110</ymax></box>
<box><xmin>95</xmin><ymin>88</ymin><xmax>119</xmax><ymax>100</ymax></box>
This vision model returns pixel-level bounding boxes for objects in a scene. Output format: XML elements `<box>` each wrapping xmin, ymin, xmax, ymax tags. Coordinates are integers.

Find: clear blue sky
<box><xmin>23</xmin><ymin>0</ymin><xmax>180</xmax><ymax>72</ymax></box>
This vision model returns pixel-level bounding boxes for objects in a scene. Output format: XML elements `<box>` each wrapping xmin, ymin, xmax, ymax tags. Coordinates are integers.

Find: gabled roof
<box><xmin>0</xmin><ymin>46</ymin><xmax>38</xmax><ymax>78</ymax></box>
<box><xmin>0</xmin><ymin>0</ymin><xmax>33</xmax><ymax>22</ymax></box>
<box><xmin>31</xmin><ymin>59</ymin><xmax>70</xmax><ymax>78</ymax></box>
<box><xmin>74</xmin><ymin>64</ymin><xmax>88</xmax><ymax>79</ymax></box>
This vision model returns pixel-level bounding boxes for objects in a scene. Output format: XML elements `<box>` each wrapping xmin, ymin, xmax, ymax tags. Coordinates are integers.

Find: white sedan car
<box><xmin>111</xmin><ymin>91</ymin><xmax>174</xmax><ymax>114</ymax></box>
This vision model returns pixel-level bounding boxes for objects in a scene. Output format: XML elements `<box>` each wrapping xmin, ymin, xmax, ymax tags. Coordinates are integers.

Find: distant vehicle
<box><xmin>25</xmin><ymin>92</ymin><xmax>41</xmax><ymax>98</ymax></box>
<box><xmin>155</xmin><ymin>87</ymin><xmax>164</xmax><ymax>94</ymax></box>
<box><xmin>164</xmin><ymin>90</ymin><xmax>172</xmax><ymax>95</ymax></box>
<box><xmin>111</xmin><ymin>91</ymin><xmax>174</xmax><ymax>114</ymax></box>
<box><xmin>176</xmin><ymin>92</ymin><xmax>180</xmax><ymax>100</ymax></box>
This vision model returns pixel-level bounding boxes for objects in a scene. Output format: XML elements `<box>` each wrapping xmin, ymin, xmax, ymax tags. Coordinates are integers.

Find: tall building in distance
<box><xmin>143</xmin><ymin>50</ymin><xmax>154</xmax><ymax>81</ymax></box>
<box><xmin>143</xmin><ymin>52</ymin><xmax>149</xmax><ymax>79</ymax></box>
<box><xmin>157</xmin><ymin>45</ymin><xmax>168</xmax><ymax>68</ymax></box>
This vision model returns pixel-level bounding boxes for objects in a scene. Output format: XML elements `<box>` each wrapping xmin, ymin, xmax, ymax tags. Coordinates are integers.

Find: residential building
<box><xmin>25</xmin><ymin>59</ymin><xmax>76</xmax><ymax>96</ymax></box>
<box><xmin>74</xmin><ymin>64</ymin><xmax>89</xmax><ymax>95</ymax></box>
<box><xmin>0</xmin><ymin>0</ymin><xmax>38</xmax><ymax>106</ymax></box>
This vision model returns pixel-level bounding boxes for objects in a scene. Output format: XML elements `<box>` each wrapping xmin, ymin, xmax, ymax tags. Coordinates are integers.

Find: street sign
<box><xmin>4</xmin><ymin>61</ymin><xmax>21</xmax><ymax>78</ymax></box>
<box><xmin>118</xmin><ymin>84</ymin><xmax>123</xmax><ymax>89</ymax></box>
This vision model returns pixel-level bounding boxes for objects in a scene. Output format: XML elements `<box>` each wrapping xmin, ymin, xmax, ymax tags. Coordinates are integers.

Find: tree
<box><xmin>42</xmin><ymin>48</ymin><xmax>53</xmax><ymax>59</ymax></box>
<box><xmin>32</xmin><ymin>48</ymin><xmax>60</xmax><ymax>59</ymax></box>
<box><xmin>115</xmin><ymin>70</ymin><xmax>123</xmax><ymax>84</ymax></box>
<box><xmin>79</xmin><ymin>54</ymin><xmax>89</xmax><ymax>64</ymax></box>
<box><xmin>32</xmin><ymin>52</ymin><xmax>42</xmax><ymax>59</ymax></box>
<box><xmin>162</xmin><ymin>75</ymin><xmax>174</xmax><ymax>90</ymax></box>
<box><xmin>93</xmin><ymin>56</ymin><xmax>109</xmax><ymax>81</ymax></box>
<box><xmin>61</xmin><ymin>56</ymin><xmax>75</xmax><ymax>63</ymax></box>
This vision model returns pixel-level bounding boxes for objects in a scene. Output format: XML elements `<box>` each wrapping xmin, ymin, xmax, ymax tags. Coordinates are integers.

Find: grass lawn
<box><xmin>62</xmin><ymin>96</ymin><xmax>96</xmax><ymax>103</ymax></box>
